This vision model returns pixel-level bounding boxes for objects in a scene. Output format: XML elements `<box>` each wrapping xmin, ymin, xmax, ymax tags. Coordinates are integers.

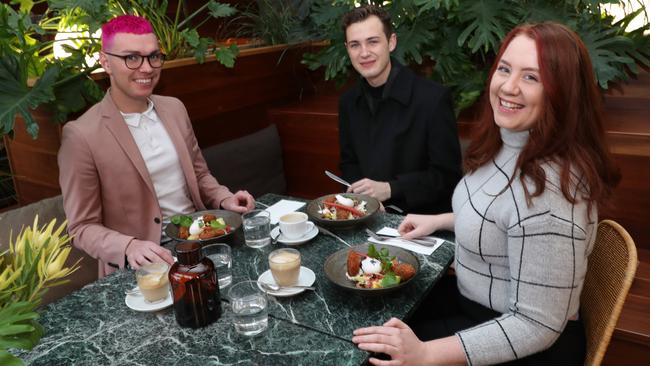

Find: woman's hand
<box><xmin>353</xmin><ymin>318</ymin><xmax>428</xmax><ymax>366</ymax></box>
<box><xmin>398</xmin><ymin>213</ymin><xmax>454</xmax><ymax>240</ymax></box>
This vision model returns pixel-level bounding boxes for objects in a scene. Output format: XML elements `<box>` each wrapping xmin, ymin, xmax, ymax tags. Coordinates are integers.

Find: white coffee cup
<box><xmin>279</xmin><ymin>212</ymin><xmax>314</xmax><ymax>239</ymax></box>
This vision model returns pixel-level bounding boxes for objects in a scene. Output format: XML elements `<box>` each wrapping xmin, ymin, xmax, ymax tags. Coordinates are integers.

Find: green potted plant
<box><xmin>0</xmin><ymin>0</ymin><xmax>241</xmax><ymax>205</ymax></box>
<box><xmin>0</xmin><ymin>2</ymin><xmax>105</xmax><ymax>139</ymax></box>
<box><xmin>303</xmin><ymin>0</ymin><xmax>650</xmax><ymax>112</ymax></box>
<box><xmin>0</xmin><ymin>0</ymin><xmax>240</xmax><ymax>140</ymax></box>
<box><xmin>231</xmin><ymin>0</ymin><xmax>317</xmax><ymax>46</ymax></box>
<box><xmin>0</xmin><ymin>216</ymin><xmax>80</xmax><ymax>366</ymax></box>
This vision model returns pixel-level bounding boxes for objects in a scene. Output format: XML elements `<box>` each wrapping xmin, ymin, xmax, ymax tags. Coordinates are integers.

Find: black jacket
<box><xmin>338</xmin><ymin>60</ymin><xmax>462</xmax><ymax>214</ymax></box>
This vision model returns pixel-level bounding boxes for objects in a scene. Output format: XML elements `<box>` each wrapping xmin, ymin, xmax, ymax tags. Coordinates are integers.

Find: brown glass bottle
<box><xmin>169</xmin><ymin>241</ymin><xmax>221</xmax><ymax>328</ymax></box>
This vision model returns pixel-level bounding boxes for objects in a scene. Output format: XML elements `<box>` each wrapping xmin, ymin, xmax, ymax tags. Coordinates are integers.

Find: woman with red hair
<box><xmin>352</xmin><ymin>22</ymin><xmax>620</xmax><ymax>365</ymax></box>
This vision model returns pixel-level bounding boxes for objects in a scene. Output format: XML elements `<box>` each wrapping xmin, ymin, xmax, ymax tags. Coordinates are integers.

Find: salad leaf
<box><xmin>367</xmin><ymin>243</ymin><xmax>379</xmax><ymax>259</ymax></box>
<box><xmin>380</xmin><ymin>272</ymin><xmax>401</xmax><ymax>288</ymax></box>
<box><xmin>210</xmin><ymin>218</ymin><xmax>226</xmax><ymax>230</ymax></box>
<box><xmin>171</xmin><ymin>215</ymin><xmax>193</xmax><ymax>228</ymax></box>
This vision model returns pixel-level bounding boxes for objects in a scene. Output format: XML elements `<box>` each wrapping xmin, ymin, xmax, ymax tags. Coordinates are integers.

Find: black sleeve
<box><xmin>338</xmin><ymin>96</ymin><xmax>363</xmax><ymax>183</ymax></box>
<box><xmin>390</xmin><ymin>89</ymin><xmax>463</xmax><ymax>213</ymax></box>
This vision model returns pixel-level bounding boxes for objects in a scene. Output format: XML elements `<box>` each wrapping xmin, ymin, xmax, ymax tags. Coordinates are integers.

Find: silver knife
<box><xmin>325</xmin><ymin>170</ymin><xmax>351</xmax><ymax>187</ymax></box>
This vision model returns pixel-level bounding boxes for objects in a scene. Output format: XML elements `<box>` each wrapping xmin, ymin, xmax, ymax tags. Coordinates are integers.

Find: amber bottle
<box><xmin>169</xmin><ymin>241</ymin><xmax>221</xmax><ymax>328</ymax></box>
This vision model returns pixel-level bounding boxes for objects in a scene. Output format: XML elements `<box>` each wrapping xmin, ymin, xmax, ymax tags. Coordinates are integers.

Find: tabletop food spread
<box><xmin>14</xmin><ymin>194</ymin><xmax>455</xmax><ymax>366</ymax></box>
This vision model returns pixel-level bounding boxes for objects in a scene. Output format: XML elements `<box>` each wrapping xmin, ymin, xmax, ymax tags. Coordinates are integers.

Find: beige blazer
<box><xmin>58</xmin><ymin>93</ymin><xmax>233</xmax><ymax>277</ymax></box>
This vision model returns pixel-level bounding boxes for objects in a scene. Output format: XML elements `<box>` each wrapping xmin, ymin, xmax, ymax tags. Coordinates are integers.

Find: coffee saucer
<box><xmin>125</xmin><ymin>289</ymin><xmax>173</xmax><ymax>312</ymax></box>
<box><xmin>257</xmin><ymin>266</ymin><xmax>316</xmax><ymax>297</ymax></box>
<box><xmin>271</xmin><ymin>224</ymin><xmax>318</xmax><ymax>246</ymax></box>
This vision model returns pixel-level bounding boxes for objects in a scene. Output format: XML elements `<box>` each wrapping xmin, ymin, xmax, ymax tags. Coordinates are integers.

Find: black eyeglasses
<box><xmin>103</xmin><ymin>51</ymin><xmax>166</xmax><ymax>69</ymax></box>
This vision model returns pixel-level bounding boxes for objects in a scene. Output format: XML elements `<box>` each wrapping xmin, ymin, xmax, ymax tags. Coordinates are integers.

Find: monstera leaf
<box><xmin>457</xmin><ymin>0</ymin><xmax>520</xmax><ymax>53</ymax></box>
<box><xmin>0</xmin><ymin>55</ymin><xmax>58</xmax><ymax>139</ymax></box>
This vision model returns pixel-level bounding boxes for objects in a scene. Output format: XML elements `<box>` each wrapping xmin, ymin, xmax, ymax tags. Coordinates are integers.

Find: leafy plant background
<box><xmin>0</xmin><ymin>0</ymin><xmax>238</xmax><ymax>140</ymax></box>
<box><xmin>303</xmin><ymin>0</ymin><xmax>650</xmax><ymax>112</ymax></box>
<box><xmin>0</xmin><ymin>217</ymin><xmax>79</xmax><ymax>366</ymax></box>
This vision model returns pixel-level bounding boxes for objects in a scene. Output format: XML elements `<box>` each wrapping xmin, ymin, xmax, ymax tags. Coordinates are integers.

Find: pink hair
<box><xmin>101</xmin><ymin>15</ymin><xmax>154</xmax><ymax>51</ymax></box>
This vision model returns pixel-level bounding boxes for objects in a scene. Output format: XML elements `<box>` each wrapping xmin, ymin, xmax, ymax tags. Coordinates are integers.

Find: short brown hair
<box><xmin>342</xmin><ymin>5</ymin><xmax>393</xmax><ymax>41</ymax></box>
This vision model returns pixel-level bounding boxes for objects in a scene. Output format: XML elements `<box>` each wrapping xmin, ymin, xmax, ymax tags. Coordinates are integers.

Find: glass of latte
<box><xmin>136</xmin><ymin>262</ymin><xmax>170</xmax><ymax>303</ymax></box>
<box><xmin>268</xmin><ymin>248</ymin><xmax>301</xmax><ymax>286</ymax></box>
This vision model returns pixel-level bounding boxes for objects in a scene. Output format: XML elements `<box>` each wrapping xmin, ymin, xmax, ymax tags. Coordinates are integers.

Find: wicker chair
<box><xmin>581</xmin><ymin>220</ymin><xmax>638</xmax><ymax>366</ymax></box>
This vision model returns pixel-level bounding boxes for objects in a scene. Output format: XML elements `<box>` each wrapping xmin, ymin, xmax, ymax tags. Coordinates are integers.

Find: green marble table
<box><xmin>15</xmin><ymin>194</ymin><xmax>455</xmax><ymax>366</ymax></box>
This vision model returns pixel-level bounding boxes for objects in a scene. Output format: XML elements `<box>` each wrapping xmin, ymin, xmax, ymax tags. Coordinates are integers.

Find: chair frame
<box><xmin>581</xmin><ymin>219</ymin><xmax>638</xmax><ymax>366</ymax></box>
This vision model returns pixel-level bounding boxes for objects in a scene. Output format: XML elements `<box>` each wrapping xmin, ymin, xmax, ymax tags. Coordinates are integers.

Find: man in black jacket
<box><xmin>339</xmin><ymin>5</ymin><xmax>463</xmax><ymax>214</ymax></box>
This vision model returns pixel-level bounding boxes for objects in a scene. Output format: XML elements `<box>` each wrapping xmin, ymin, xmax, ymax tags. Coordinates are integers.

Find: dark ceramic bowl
<box><xmin>164</xmin><ymin>209</ymin><xmax>242</xmax><ymax>244</ymax></box>
<box><xmin>306</xmin><ymin>193</ymin><xmax>379</xmax><ymax>229</ymax></box>
<box><xmin>323</xmin><ymin>243</ymin><xmax>419</xmax><ymax>295</ymax></box>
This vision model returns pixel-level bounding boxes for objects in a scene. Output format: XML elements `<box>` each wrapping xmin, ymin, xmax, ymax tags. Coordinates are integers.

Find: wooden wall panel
<box><xmin>156</xmin><ymin>45</ymin><xmax>316</xmax><ymax>148</ymax></box>
<box><xmin>269</xmin><ymin>95</ymin><xmax>342</xmax><ymax>198</ymax></box>
<box><xmin>4</xmin><ymin>111</ymin><xmax>62</xmax><ymax>205</ymax></box>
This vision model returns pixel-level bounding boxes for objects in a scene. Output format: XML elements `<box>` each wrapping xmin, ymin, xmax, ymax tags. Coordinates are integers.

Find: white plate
<box><xmin>271</xmin><ymin>224</ymin><xmax>318</xmax><ymax>246</ymax></box>
<box><xmin>257</xmin><ymin>266</ymin><xmax>316</xmax><ymax>297</ymax></box>
<box><xmin>125</xmin><ymin>289</ymin><xmax>173</xmax><ymax>312</ymax></box>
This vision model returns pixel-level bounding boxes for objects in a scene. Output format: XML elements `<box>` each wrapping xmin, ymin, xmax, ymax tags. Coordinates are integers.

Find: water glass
<box><xmin>228</xmin><ymin>280</ymin><xmax>269</xmax><ymax>336</ymax></box>
<box><xmin>202</xmin><ymin>243</ymin><xmax>232</xmax><ymax>289</ymax></box>
<box><xmin>242</xmin><ymin>210</ymin><xmax>271</xmax><ymax>248</ymax></box>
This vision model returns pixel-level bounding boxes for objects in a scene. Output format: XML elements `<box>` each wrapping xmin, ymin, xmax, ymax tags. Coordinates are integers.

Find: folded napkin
<box><xmin>367</xmin><ymin>227</ymin><xmax>445</xmax><ymax>255</ymax></box>
<box><xmin>262</xmin><ymin>199</ymin><xmax>306</xmax><ymax>224</ymax></box>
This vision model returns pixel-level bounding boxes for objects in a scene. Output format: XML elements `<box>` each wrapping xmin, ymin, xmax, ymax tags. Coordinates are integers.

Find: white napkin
<box><xmin>367</xmin><ymin>227</ymin><xmax>445</xmax><ymax>255</ymax></box>
<box><xmin>262</xmin><ymin>199</ymin><xmax>306</xmax><ymax>224</ymax></box>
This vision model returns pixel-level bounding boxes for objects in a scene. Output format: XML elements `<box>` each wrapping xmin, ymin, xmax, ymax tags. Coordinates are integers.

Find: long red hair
<box><xmin>464</xmin><ymin>22</ymin><xmax>620</xmax><ymax>207</ymax></box>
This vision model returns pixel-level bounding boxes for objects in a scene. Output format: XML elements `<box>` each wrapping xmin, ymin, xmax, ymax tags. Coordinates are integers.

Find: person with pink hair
<box><xmin>58</xmin><ymin>15</ymin><xmax>255</xmax><ymax>277</ymax></box>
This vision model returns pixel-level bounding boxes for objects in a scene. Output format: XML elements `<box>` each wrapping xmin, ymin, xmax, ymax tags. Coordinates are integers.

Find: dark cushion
<box><xmin>0</xmin><ymin>195</ymin><xmax>98</xmax><ymax>306</ymax></box>
<box><xmin>202</xmin><ymin>124</ymin><xmax>286</xmax><ymax>198</ymax></box>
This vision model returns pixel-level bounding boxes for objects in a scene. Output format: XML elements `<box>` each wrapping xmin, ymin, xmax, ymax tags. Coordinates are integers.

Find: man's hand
<box><xmin>221</xmin><ymin>190</ymin><xmax>255</xmax><ymax>213</ymax></box>
<box><xmin>125</xmin><ymin>239</ymin><xmax>175</xmax><ymax>269</ymax></box>
<box><xmin>347</xmin><ymin>178</ymin><xmax>391</xmax><ymax>202</ymax></box>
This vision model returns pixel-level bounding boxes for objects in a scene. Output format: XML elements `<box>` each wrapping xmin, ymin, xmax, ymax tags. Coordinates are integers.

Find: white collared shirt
<box><xmin>120</xmin><ymin>100</ymin><xmax>195</xmax><ymax>219</ymax></box>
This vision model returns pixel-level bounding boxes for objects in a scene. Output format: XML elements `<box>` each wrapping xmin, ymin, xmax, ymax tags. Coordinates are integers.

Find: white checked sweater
<box><xmin>452</xmin><ymin>128</ymin><xmax>597</xmax><ymax>365</ymax></box>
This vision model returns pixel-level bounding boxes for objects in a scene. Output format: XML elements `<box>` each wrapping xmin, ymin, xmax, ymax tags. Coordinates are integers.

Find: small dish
<box><xmin>306</xmin><ymin>193</ymin><xmax>379</xmax><ymax>229</ymax></box>
<box><xmin>323</xmin><ymin>243</ymin><xmax>420</xmax><ymax>296</ymax></box>
<box><xmin>125</xmin><ymin>289</ymin><xmax>173</xmax><ymax>312</ymax></box>
<box><xmin>271</xmin><ymin>224</ymin><xmax>318</xmax><ymax>246</ymax></box>
<box><xmin>164</xmin><ymin>209</ymin><xmax>242</xmax><ymax>244</ymax></box>
<box><xmin>257</xmin><ymin>266</ymin><xmax>316</xmax><ymax>297</ymax></box>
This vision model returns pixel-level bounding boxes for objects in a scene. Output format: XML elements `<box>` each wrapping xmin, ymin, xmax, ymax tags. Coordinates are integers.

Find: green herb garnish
<box><xmin>171</xmin><ymin>215</ymin><xmax>193</xmax><ymax>228</ymax></box>
<box><xmin>367</xmin><ymin>244</ymin><xmax>396</xmax><ymax>273</ymax></box>
<box><xmin>380</xmin><ymin>271</ymin><xmax>401</xmax><ymax>287</ymax></box>
<box><xmin>210</xmin><ymin>218</ymin><xmax>226</xmax><ymax>230</ymax></box>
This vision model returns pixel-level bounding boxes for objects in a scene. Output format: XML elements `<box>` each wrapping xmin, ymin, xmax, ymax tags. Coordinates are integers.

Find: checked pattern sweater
<box><xmin>452</xmin><ymin>128</ymin><xmax>596</xmax><ymax>365</ymax></box>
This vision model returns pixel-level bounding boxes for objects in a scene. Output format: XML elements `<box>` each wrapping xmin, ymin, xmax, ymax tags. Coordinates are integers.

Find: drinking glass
<box><xmin>135</xmin><ymin>262</ymin><xmax>170</xmax><ymax>303</ymax></box>
<box><xmin>228</xmin><ymin>280</ymin><xmax>268</xmax><ymax>336</ymax></box>
<box><xmin>242</xmin><ymin>210</ymin><xmax>271</xmax><ymax>248</ymax></box>
<box><xmin>268</xmin><ymin>248</ymin><xmax>301</xmax><ymax>286</ymax></box>
<box><xmin>202</xmin><ymin>243</ymin><xmax>232</xmax><ymax>289</ymax></box>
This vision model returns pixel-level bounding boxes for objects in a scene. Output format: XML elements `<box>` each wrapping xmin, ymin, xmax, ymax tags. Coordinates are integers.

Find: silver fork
<box><xmin>365</xmin><ymin>228</ymin><xmax>439</xmax><ymax>247</ymax></box>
